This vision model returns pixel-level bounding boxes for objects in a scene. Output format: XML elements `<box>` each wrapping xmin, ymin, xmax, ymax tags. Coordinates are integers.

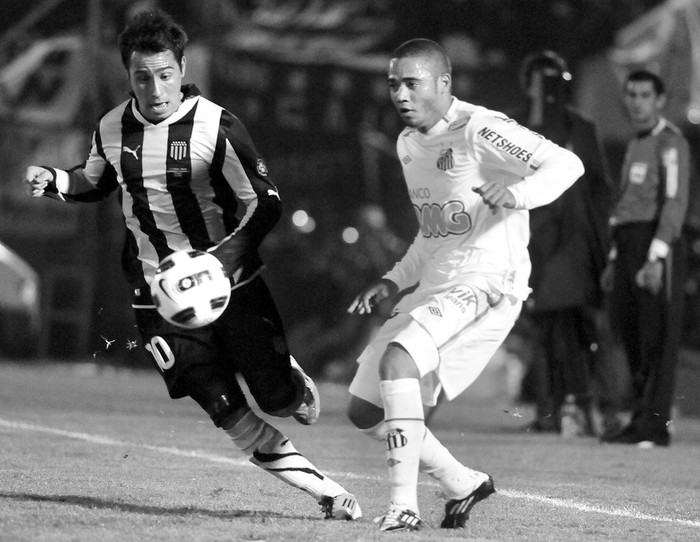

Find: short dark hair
<box><xmin>392</xmin><ymin>38</ymin><xmax>452</xmax><ymax>76</ymax></box>
<box><xmin>625</xmin><ymin>69</ymin><xmax>665</xmax><ymax>96</ymax></box>
<box><xmin>118</xmin><ymin>9</ymin><xmax>188</xmax><ymax>69</ymax></box>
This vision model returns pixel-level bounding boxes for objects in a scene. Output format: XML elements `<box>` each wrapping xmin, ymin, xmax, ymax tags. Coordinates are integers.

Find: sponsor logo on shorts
<box><xmin>429</xmin><ymin>307</ymin><xmax>442</xmax><ymax>317</ymax></box>
<box><xmin>445</xmin><ymin>287</ymin><xmax>477</xmax><ymax>314</ymax></box>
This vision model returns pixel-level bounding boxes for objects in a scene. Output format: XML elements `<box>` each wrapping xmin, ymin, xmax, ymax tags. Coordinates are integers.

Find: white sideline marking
<box><xmin>497</xmin><ymin>489</ymin><xmax>700</xmax><ymax>528</ymax></box>
<box><xmin>0</xmin><ymin>418</ymin><xmax>250</xmax><ymax>467</ymax></box>
<box><xmin>2</xmin><ymin>418</ymin><xmax>699</xmax><ymax>529</ymax></box>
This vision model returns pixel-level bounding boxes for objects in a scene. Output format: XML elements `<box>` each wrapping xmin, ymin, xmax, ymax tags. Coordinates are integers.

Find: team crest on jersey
<box><xmin>256</xmin><ymin>157</ymin><xmax>269</xmax><ymax>177</ymax></box>
<box><xmin>437</xmin><ymin>148</ymin><xmax>454</xmax><ymax>171</ymax></box>
<box><xmin>169</xmin><ymin>140</ymin><xmax>188</xmax><ymax>160</ymax></box>
<box><xmin>402</xmin><ymin>155</ymin><xmax>412</xmax><ymax>165</ymax></box>
<box><xmin>429</xmin><ymin>306</ymin><xmax>442</xmax><ymax>317</ymax></box>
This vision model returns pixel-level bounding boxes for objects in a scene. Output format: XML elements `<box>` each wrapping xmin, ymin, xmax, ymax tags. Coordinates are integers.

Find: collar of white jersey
<box><xmin>130</xmin><ymin>84</ymin><xmax>201</xmax><ymax>126</ymax></box>
<box><xmin>424</xmin><ymin>96</ymin><xmax>459</xmax><ymax>136</ymax></box>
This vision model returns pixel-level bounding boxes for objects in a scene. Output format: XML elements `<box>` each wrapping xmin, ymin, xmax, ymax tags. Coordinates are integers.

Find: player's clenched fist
<box><xmin>23</xmin><ymin>166</ymin><xmax>53</xmax><ymax>198</ymax></box>
<box><xmin>472</xmin><ymin>182</ymin><xmax>516</xmax><ymax>209</ymax></box>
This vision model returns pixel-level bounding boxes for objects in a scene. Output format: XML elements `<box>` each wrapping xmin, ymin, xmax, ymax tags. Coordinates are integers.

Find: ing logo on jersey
<box><xmin>414</xmin><ymin>200</ymin><xmax>472</xmax><ymax>238</ymax></box>
<box><xmin>437</xmin><ymin>148</ymin><xmax>454</xmax><ymax>171</ymax></box>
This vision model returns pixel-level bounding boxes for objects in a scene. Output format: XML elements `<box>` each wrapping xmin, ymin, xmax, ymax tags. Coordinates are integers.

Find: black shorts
<box><xmin>135</xmin><ymin>276</ymin><xmax>297</xmax><ymax>414</ymax></box>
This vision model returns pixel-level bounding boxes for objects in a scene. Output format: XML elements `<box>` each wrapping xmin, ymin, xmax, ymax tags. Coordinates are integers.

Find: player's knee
<box><xmin>347</xmin><ymin>394</ymin><xmax>384</xmax><ymax>430</ymax></box>
<box><xmin>265</xmin><ymin>400</ymin><xmax>298</xmax><ymax>418</ymax></box>
<box><xmin>379</xmin><ymin>342</ymin><xmax>420</xmax><ymax>380</ymax></box>
<box><xmin>202</xmin><ymin>394</ymin><xmax>247</xmax><ymax>427</ymax></box>
<box><xmin>257</xmin><ymin>374</ymin><xmax>302</xmax><ymax>418</ymax></box>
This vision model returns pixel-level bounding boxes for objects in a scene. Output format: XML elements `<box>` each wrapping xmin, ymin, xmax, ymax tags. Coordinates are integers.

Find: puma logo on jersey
<box><xmin>122</xmin><ymin>145</ymin><xmax>141</xmax><ymax>159</ymax></box>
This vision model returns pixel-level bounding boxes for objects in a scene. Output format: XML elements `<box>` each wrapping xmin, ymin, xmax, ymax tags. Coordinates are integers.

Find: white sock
<box><xmin>380</xmin><ymin>378</ymin><xmax>424</xmax><ymax>513</ymax></box>
<box><xmin>362</xmin><ymin>421</ymin><xmax>485</xmax><ymax>500</ymax></box>
<box><xmin>420</xmin><ymin>428</ymin><xmax>487</xmax><ymax>499</ymax></box>
<box><xmin>224</xmin><ymin>409</ymin><xmax>345</xmax><ymax>501</ymax></box>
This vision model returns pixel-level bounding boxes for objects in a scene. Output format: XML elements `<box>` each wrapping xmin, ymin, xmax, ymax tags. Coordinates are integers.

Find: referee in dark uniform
<box><xmin>601</xmin><ymin>70</ymin><xmax>690</xmax><ymax>447</ymax></box>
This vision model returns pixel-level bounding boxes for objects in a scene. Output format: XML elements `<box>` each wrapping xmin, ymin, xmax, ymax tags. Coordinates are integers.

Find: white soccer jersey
<box><xmin>384</xmin><ymin>97</ymin><xmax>584</xmax><ymax>300</ymax></box>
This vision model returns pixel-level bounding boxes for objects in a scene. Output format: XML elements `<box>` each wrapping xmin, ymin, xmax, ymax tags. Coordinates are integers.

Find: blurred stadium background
<box><xmin>0</xmin><ymin>0</ymin><xmax>699</xmax><ymax>415</ymax></box>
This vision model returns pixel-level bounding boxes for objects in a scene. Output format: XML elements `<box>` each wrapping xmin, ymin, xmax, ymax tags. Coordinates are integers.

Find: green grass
<box><xmin>0</xmin><ymin>360</ymin><xmax>698</xmax><ymax>541</ymax></box>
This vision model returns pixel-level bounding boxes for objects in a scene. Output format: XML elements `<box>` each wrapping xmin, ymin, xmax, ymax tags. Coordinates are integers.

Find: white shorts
<box><xmin>349</xmin><ymin>281</ymin><xmax>522</xmax><ymax>407</ymax></box>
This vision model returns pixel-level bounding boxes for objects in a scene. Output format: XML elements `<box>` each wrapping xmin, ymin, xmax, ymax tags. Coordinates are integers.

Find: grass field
<box><xmin>1</xmin><ymin>359</ymin><xmax>699</xmax><ymax>541</ymax></box>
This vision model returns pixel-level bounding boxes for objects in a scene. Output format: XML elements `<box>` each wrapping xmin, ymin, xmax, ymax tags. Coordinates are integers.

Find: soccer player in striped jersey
<box><xmin>346</xmin><ymin>39</ymin><xmax>584</xmax><ymax>531</ymax></box>
<box><xmin>22</xmin><ymin>9</ymin><xmax>360</xmax><ymax>521</ymax></box>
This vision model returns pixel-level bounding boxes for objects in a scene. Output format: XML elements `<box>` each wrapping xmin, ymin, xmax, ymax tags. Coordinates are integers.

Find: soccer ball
<box><xmin>150</xmin><ymin>250</ymin><xmax>231</xmax><ymax>329</ymax></box>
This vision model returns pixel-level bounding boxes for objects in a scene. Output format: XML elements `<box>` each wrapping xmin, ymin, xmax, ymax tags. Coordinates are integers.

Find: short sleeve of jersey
<box><xmin>467</xmin><ymin>113</ymin><xmax>545</xmax><ymax>176</ymax></box>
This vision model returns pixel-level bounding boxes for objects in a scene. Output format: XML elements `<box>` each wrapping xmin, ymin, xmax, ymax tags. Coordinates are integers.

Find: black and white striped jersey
<box><xmin>53</xmin><ymin>85</ymin><xmax>281</xmax><ymax>288</ymax></box>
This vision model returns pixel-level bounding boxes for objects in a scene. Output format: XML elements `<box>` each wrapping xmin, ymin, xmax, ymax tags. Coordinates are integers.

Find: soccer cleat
<box><xmin>440</xmin><ymin>474</ymin><xmax>496</xmax><ymax>528</ymax></box>
<box><xmin>601</xmin><ymin>425</ymin><xmax>670</xmax><ymax>447</ymax></box>
<box><xmin>319</xmin><ymin>492</ymin><xmax>362</xmax><ymax>520</ymax></box>
<box><xmin>373</xmin><ymin>505</ymin><xmax>422</xmax><ymax>531</ymax></box>
<box><xmin>290</xmin><ymin>357</ymin><xmax>320</xmax><ymax>425</ymax></box>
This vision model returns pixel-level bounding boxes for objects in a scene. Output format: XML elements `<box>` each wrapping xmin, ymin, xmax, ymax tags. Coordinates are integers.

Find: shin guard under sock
<box><xmin>380</xmin><ymin>378</ymin><xmax>424</xmax><ymax>513</ymax></box>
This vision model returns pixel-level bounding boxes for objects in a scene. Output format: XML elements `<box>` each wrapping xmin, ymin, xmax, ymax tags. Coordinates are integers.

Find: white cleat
<box><xmin>320</xmin><ymin>492</ymin><xmax>362</xmax><ymax>520</ymax></box>
<box><xmin>373</xmin><ymin>504</ymin><xmax>422</xmax><ymax>531</ymax></box>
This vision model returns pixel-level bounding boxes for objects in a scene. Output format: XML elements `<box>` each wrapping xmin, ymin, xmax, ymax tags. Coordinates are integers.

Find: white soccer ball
<box><xmin>150</xmin><ymin>250</ymin><xmax>231</xmax><ymax>329</ymax></box>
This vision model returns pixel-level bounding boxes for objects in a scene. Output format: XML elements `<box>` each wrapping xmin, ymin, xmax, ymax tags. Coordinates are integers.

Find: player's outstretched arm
<box><xmin>347</xmin><ymin>279</ymin><xmax>399</xmax><ymax>315</ymax></box>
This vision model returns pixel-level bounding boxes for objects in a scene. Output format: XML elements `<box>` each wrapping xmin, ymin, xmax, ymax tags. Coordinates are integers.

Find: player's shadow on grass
<box><xmin>0</xmin><ymin>491</ymin><xmax>312</xmax><ymax>520</ymax></box>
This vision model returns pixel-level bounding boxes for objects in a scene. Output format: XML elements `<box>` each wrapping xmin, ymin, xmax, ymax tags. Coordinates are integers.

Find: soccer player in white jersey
<box><xmin>22</xmin><ymin>9</ymin><xmax>360</xmax><ymax>521</ymax></box>
<box><xmin>346</xmin><ymin>39</ymin><xmax>584</xmax><ymax>531</ymax></box>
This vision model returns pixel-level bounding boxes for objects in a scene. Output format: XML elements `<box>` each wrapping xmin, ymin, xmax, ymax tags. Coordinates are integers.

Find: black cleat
<box><xmin>440</xmin><ymin>475</ymin><xmax>496</xmax><ymax>529</ymax></box>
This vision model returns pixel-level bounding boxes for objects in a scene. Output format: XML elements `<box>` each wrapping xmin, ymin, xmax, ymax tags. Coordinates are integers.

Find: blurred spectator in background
<box><xmin>512</xmin><ymin>50</ymin><xmax>614</xmax><ymax>437</ymax></box>
<box><xmin>0</xmin><ymin>240</ymin><xmax>40</xmax><ymax>358</ymax></box>
<box><xmin>600</xmin><ymin>70</ymin><xmax>690</xmax><ymax>447</ymax></box>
